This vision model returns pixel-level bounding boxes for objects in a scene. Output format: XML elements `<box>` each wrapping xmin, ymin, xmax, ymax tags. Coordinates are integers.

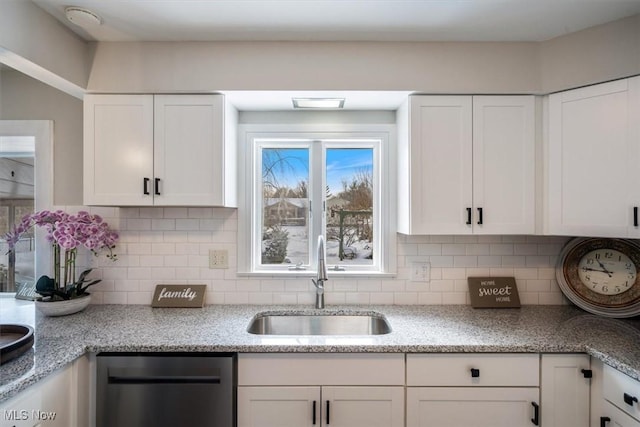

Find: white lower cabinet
<box><xmin>237</xmin><ymin>386</ymin><xmax>318</xmax><ymax>427</ymax></box>
<box><xmin>541</xmin><ymin>354</ymin><xmax>592</xmax><ymax>427</ymax></box>
<box><xmin>601</xmin><ymin>401</ymin><xmax>640</xmax><ymax>427</ymax></box>
<box><xmin>237</xmin><ymin>386</ymin><xmax>404</xmax><ymax>427</ymax></box>
<box><xmin>0</xmin><ymin>356</ymin><xmax>88</xmax><ymax>427</ymax></box>
<box><xmin>237</xmin><ymin>353</ymin><xmax>405</xmax><ymax>427</ymax></box>
<box><xmin>406</xmin><ymin>353</ymin><xmax>540</xmax><ymax>427</ymax></box>
<box><xmin>600</xmin><ymin>364</ymin><xmax>640</xmax><ymax>427</ymax></box>
<box><xmin>407</xmin><ymin>387</ymin><xmax>539</xmax><ymax>427</ymax></box>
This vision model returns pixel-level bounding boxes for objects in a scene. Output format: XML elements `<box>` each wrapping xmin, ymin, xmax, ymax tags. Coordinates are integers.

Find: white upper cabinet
<box><xmin>473</xmin><ymin>96</ymin><xmax>535</xmax><ymax>234</ymax></box>
<box><xmin>84</xmin><ymin>94</ymin><xmax>237</xmax><ymax>207</ymax></box>
<box><xmin>84</xmin><ymin>95</ymin><xmax>154</xmax><ymax>206</ymax></box>
<box><xmin>546</xmin><ymin>77</ymin><xmax>640</xmax><ymax>237</ymax></box>
<box><xmin>397</xmin><ymin>95</ymin><xmax>535</xmax><ymax>235</ymax></box>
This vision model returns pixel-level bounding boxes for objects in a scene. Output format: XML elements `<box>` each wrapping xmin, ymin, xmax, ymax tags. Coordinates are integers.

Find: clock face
<box><xmin>557</xmin><ymin>238</ymin><xmax>640</xmax><ymax>318</ymax></box>
<box><xmin>577</xmin><ymin>249</ymin><xmax>637</xmax><ymax>295</ymax></box>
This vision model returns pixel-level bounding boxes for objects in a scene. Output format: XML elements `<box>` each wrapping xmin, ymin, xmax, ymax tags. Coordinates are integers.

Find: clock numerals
<box><xmin>577</xmin><ymin>248</ymin><xmax>637</xmax><ymax>296</ymax></box>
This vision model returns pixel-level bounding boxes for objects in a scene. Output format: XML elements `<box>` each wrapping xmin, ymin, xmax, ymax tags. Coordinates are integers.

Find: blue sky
<box><xmin>262</xmin><ymin>147</ymin><xmax>372</xmax><ymax>196</ymax></box>
<box><xmin>326</xmin><ymin>148</ymin><xmax>373</xmax><ymax>196</ymax></box>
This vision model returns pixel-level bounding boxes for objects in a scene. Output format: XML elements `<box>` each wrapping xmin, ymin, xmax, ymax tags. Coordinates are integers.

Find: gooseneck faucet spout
<box><xmin>311</xmin><ymin>235</ymin><xmax>328</xmax><ymax>309</ymax></box>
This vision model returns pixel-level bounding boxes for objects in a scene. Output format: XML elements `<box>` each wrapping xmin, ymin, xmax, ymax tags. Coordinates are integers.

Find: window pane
<box><xmin>0</xmin><ymin>201</ymin><xmax>35</xmax><ymax>292</ymax></box>
<box><xmin>325</xmin><ymin>148</ymin><xmax>374</xmax><ymax>266</ymax></box>
<box><xmin>261</xmin><ymin>147</ymin><xmax>309</xmax><ymax>265</ymax></box>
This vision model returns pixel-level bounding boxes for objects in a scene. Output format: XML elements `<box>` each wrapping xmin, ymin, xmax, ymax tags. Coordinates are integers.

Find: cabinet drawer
<box><xmin>604</xmin><ymin>365</ymin><xmax>640</xmax><ymax>421</ymax></box>
<box><xmin>603</xmin><ymin>400</ymin><xmax>640</xmax><ymax>427</ymax></box>
<box><xmin>407</xmin><ymin>353</ymin><xmax>539</xmax><ymax>386</ymax></box>
<box><xmin>407</xmin><ymin>387</ymin><xmax>540</xmax><ymax>427</ymax></box>
<box><xmin>238</xmin><ymin>353</ymin><xmax>404</xmax><ymax>386</ymax></box>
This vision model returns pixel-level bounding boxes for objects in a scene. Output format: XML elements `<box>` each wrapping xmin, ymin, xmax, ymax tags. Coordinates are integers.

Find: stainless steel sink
<box><xmin>247</xmin><ymin>313</ymin><xmax>392</xmax><ymax>336</ymax></box>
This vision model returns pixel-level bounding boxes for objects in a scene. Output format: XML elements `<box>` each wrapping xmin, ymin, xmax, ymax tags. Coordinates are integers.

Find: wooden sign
<box><xmin>467</xmin><ymin>277</ymin><xmax>521</xmax><ymax>308</ymax></box>
<box><xmin>152</xmin><ymin>284</ymin><xmax>206</xmax><ymax>308</ymax></box>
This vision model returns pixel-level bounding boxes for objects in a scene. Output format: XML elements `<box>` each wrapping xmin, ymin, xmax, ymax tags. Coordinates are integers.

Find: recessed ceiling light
<box><xmin>292</xmin><ymin>98</ymin><xmax>345</xmax><ymax>109</ymax></box>
<box><xmin>65</xmin><ymin>6</ymin><xmax>102</xmax><ymax>27</ymax></box>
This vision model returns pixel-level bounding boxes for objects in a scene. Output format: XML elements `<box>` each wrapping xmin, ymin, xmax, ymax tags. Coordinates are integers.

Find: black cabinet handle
<box><xmin>466</xmin><ymin>208</ymin><xmax>472</xmax><ymax>225</ymax></box>
<box><xmin>470</xmin><ymin>368</ymin><xmax>480</xmax><ymax>378</ymax></box>
<box><xmin>143</xmin><ymin>178</ymin><xmax>150</xmax><ymax>195</ymax></box>
<box><xmin>635</xmin><ymin>207</ymin><xmax>638</xmax><ymax>227</ymax></box>
<box><xmin>326</xmin><ymin>400</ymin><xmax>330</xmax><ymax>425</ymax></box>
<box><xmin>581</xmin><ymin>369</ymin><xmax>593</xmax><ymax>379</ymax></box>
<box><xmin>477</xmin><ymin>207</ymin><xmax>483</xmax><ymax>225</ymax></box>
<box><xmin>154</xmin><ymin>178</ymin><xmax>161</xmax><ymax>195</ymax></box>
<box><xmin>312</xmin><ymin>401</ymin><xmax>316</xmax><ymax>425</ymax></box>
<box><xmin>624</xmin><ymin>392</ymin><xmax>638</xmax><ymax>406</ymax></box>
<box><xmin>600</xmin><ymin>417</ymin><xmax>611</xmax><ymax>427</ymax></box>
<box><xmin>531</xmin><ymin>402</ymin><xmax>539</xmax><ymax>426</ymax></box>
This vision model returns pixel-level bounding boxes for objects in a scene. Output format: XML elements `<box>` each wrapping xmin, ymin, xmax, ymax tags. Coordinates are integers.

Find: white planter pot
<box><xmin>35</xmin><ymin>294</ymin><xmax>91</xmax><ymax>317</ymax></box>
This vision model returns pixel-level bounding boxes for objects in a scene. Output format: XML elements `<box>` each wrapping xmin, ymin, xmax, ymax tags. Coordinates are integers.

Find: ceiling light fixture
<box><xmin>65</xmin><ymin>6</ymin><xmax>102</xmax><ymax>27</ymax></box>
<box><xmin>292</xmin><ymin>98</ymin><xmax>345</xmax><ymax>109</ymax></box>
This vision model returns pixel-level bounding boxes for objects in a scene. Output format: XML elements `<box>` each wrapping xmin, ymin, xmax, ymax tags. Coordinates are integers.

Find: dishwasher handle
<box><xmin>108</xmin><ymin>368</ymin><xmax>221</xmax><ymax>385</ymax></box>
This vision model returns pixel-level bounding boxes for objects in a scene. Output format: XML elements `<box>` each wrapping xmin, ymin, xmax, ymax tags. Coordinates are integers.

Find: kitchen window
<box><xmin>238</xmin><ymin>126</ymin><xmax>396</xmax><ymax>276</ymax></box>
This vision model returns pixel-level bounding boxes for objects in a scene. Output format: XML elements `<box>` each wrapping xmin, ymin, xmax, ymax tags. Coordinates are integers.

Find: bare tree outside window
<box><xmin>261</xmin><ymin>148</ymin><xmax>309</xmax><ymax>265</ymax></box>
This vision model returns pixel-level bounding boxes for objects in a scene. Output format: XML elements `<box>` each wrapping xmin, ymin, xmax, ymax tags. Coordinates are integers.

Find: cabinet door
<box><xmin>408</xmin><ymin>96</ymin><xmax>473</xmax><ymax>234</ymax></box>
<box><xmin>473</xmin><ymin>96</ymin><xmax>535</xmax><ymax>234</ymax></box>
<box><xmin>322</xmin><ymin>386</ymin><xmax>404</xmax><ymax>427</ymax></box>
<box><xmin>237</xmin><ymin>386</ymin><xmax>319</xmax><ymax>427</ymax></box>
<box><xmin>541</xmin><ymin>354</ymin><xmax>591</xmax><ymax>427</ymax></box>
<box><xmin>406</xmin><ymin>387</ymin><xmax>539</xmax><ymax>427</ymax></box>
<box><xmin>0</xmin><ymin>364</ymin><xmax>74</xmax><ymax>427</ymax></box>
<box><xmin>547</xmin><ymin>78</ymin><xmax>638</xmax><ymax>237</ymax></box>
<box><xmin>84</xmin><ymin>94</ymin><xmax>154</xmax><ymax>206</ymax></box>
<box><xmin>602</xmin><ymin>401</ymin><xmax>640</xmax><ymax>427</ymax></box>
<box><xmin>153</xmin><ymin>94</ymin><xmax>225</xmax><ymax>206</ymax></box>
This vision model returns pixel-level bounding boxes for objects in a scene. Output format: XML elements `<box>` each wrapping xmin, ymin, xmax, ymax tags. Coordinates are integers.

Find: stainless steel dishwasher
<box><xmin>96</xmin><ymin>353</ymin><xmax>235</xmax><ymax>427</ymax></box>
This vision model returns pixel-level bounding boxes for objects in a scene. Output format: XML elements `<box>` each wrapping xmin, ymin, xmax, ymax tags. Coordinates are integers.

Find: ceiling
<box><xmin>32</xmin><ymin>0</ymin><xmax>640</xmax><ymax>43</ymax></box>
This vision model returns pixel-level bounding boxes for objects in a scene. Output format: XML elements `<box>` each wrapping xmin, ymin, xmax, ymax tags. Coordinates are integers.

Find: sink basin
<box><xmin>247</xmin><ymin>313</ymin><xmax>392</xmax><ymax>336</ymax></box>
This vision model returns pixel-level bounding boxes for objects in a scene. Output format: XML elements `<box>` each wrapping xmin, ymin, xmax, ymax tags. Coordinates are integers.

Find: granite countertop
<box><xmin>2</xmin><ymin>303</ymin><xmax>640</xmax><ymax>403</ymax></box>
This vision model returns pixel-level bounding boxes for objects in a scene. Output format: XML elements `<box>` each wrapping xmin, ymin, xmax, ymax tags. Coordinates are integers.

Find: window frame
<box><xmin>238</xmin><ymin>124</ymin><xmax>397</xmax><ymax>277</ymax></box>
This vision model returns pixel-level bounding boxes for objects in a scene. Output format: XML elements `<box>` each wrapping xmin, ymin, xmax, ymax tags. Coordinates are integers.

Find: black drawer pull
<box><xmin>470</xmin><ymin>368</ymin><xmax>480</xmax><ymax>378</ymax></box>
<box><xmin>312</xmin><ymin>401</ymin><xmax>317</xmax><ymax>425</ymax></box>
<box><xmin>624</xmin><ymin>392</ymin><xmax>638</xmax><ymax>406</ymax></box>
<box><xmin>531</xmin><ymin>402</ymin><xmax>539</xmax><ymax>426</ymax></box>
<box><xmin>326</xmin><ymin>400</ymin><xmax>330</xmax><ymax>425</ymax></box>
<box><xmin>581</xmin><ymin>369</ymin><xmax>593</xmax><ymax>379</ymax></box>
<box><xmin>600</xmin><ymin>416</ymin><xmax>610</xmax><ymax>427</ymax></box>
<box><xmin>143</xmin><ymin>177</ymin><xmax>150</xmax><ymax>195</ymax></box>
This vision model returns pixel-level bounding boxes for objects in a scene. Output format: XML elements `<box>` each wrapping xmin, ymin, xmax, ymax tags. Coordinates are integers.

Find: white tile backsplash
<box><xmin>59</xmin><ymin>206</ymin><xmax>572</xmax><ymax>306</ymax></box>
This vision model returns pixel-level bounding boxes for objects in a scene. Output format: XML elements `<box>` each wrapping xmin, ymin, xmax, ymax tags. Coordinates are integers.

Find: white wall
<box><xmin>87</xmin><ymin>41</ymin><xmax>541</xmax><ymax>93</ymax></box>
<box><xmin>0</xmin><ymin>0</ymin><xmax>90</xmax><ymax>90</ymax></box>
<box><xmin>59</xmin><ymin>205</ymin><xmax>570</xmax><ymax>306</ymax></box>
<box><xmin>86</xmin><ymin>15</ymin><xmax>640</xmax><ymax>95</ymax></box>
<box><xmin>0</xmin><ymin>70</ymin><xmax>83</xmax><ymax>205</ymax></box>
<box><xmin>540</xmin><ymin>14</ymin><xmax>640</xmax><ymax>93</ymax></box>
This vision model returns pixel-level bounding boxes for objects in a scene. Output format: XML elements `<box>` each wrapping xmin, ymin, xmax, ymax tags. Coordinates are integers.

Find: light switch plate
<box><xmin>209</xmin><ymin>249</ymin><xmax>229</xmax><ymax>269</ymax></box>
<box><xmin>411</xmin><ymin>262</ymin><xmax>430</xmax><ymax>282</ymax></box>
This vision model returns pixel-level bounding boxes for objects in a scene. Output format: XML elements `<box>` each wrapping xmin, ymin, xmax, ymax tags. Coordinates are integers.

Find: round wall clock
<box><xmin>557</xmin><ymin>238</ymin><xmax>640</xmax><ymax>318</ymax></box>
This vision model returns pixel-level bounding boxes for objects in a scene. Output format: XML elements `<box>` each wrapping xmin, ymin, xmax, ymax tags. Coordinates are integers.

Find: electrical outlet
<box><xmin>411</xmin><ymin>262</ymin><xmax>430</xmax><ymax>282</ymax></box>
<box><xmin>209</xmin><ymin>249</ymin><xmax>229</xmax><ymax>269</ymax></box>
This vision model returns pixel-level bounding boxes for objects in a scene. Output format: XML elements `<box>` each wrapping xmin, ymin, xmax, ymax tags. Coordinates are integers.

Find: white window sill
<box><xmin>236</xmin><ymin>270</ymin><xmax>396</xmax><ymax>279</ymax></box>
